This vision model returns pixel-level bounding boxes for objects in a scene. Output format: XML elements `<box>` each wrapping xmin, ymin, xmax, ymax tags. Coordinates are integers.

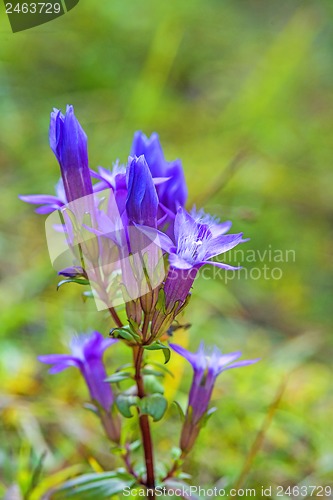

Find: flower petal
<box><xmin>168</xmin><ymin>253</ymin><xmax>194</xmax><ymax>270</ymax></box>
<box><xmin>210</xmin><ymin>220</ymin><xmax>232</xmax><ymax>236</ymax></box>
<box><xmin>35</xmin><ymin>204</ymin><xmax>61</xmax><ymax>214</ymax></box>
<box><xmin>153</xmin><ymin>176</ymin><xmax>171</xmax><ymax>185</ymax></box>
<box><xmin>131</xmin><ymin>131</ymin><xmax>166</xmax><ymax>178</ymax></box>
<box><xmin>134</xmin><ymin>223</ymin><xmax>175</xmax><ymax>253</ymax></box>
<box><xmin>201</xmin><ymin>260</ymin><xmax>242</xmax><ymax>271</ymax></box>
<box><xmin>126</xmin><ymin>155</ymin><xmax>158</xmax><ymax>227</ymax></box>
<box><xmin>205</xmin><ymin>233</ymin><xmax>244</xmax><ymax>259</ymax></box>
<box><xmin>217</xmin><ymin>351</ymin><xmax>242</xmax><ymax>371</ymax></box>
<box><xmin>19</xmin><ymin>194</ymin><xmax>62</xmax><ymax>205</ymax></box>
<box><xmin>38</xmin><ymin>354</ymin><xmax>79</xmax><ymax>367</ymax></box>
<box><xmin>169</xmin><ymin>343</ymin><xmax>197</xmax><ymax>367</ymax></box>
<box><xmin>222</xmin><ymin>358</ymin><xmax>260</xmax><ymax>371</ymax></box>
<box><xmin>48</xmin><ymin>362</ymin><xmax>77</xmax><ymax>374</ymax></box>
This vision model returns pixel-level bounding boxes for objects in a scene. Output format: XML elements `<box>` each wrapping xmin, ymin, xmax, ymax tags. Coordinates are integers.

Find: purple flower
<box><xmin>138</xmin><ymin>207</ymin><xmax>245</xmax><ymax>311</ymax></box>
<box><xmin>131</xmin><ymin>131</ymin><xmax>187</xmax><ymax>224</ymax></box>
<box><xmin>190</xmin><ymin>206</ymin><xmax>232</xmax><ymax>237</ymax></box>
<box><xmin>90</xmin><ymin>162</ymin><xmax>126</xmax><ymax>192</ymax></box>
<box><xmin>19</xmin><ymin>178</ymin><xmax>66</xmax><ymax>214</ymax></box>
<box><xmin>131</xmin><ymin>131</ymin><xmax>166</xmax><ymax>178</ymax></box>
<box><xmin>49</xmin><ymin>105</ymin><xmax>93</xmax><ymax>202</ymax></box>
<box><xmin>158</xmin><ymin>159</ymin><xmax>187</xmax><ymax>220</ymax></box>
<box><xmin>170</xmin><ymin>342</ymin><xmax>259</xmax><ymax>452</ymax></box>
<box><xmin>58</xmin><ymin>266</ymin><xmax>86</xmax><ymax>278</ymax></box>
<box><xmin>39</xmin><ymin>331</ymin><xmax>116</xmax><ymax>413</ymax></box>
<box><xmin>126</xmin><ymin>155</ymin><xmax>158</xmax><ymax>228</ymax></box>
<box><xmin>91</xmin><ymin>162</ymin><xmax>128</xmax><ymax>214</ymax></box>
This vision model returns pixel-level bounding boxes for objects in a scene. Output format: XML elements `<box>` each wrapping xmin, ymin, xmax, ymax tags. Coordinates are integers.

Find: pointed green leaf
<box><xmin>57</xmin><ymin>278</ymin><xmax>90</xmax><ymax>291</ymax></box>
<box><xmin>110</xmin><ymin>326</ymin><xmax>140</xmax><ymax>342</ymax></box>
<box><xmin>155</xmin><ymin>288</ymin><xmax>166</xmax><ymax>313</ymax></box>
<box><xmin>128</xmin><ymin>440</ymin><xmax>141</xmax><ymax>452</ymax></box>
<box><xmin>105</xmin><ymin>372</ymin><xmax>133</xmax><ymax>383</ymax></box>
<box><xmin>142</xmin><ymin>368</ymin><xmax>164</xmax><ymax>377</ymax></box>
<box><xmin>53</xmin><ymin>471</ymin><xmax>136</xmax><ymax>499</ymax></box>
<box><xmin>143</xmin><ymin>341</ymin><xmax>171</xmax><ymax>364</ymax></box>
<box><xmin>172</xmin><ymin>401</ymin><xmax>185</xmax><ymax>422</ymax></box>
<box><xmin>171</xmin><ymin>446</ymin><xmax>182</xmax><ymax>461</ymax></box>
<box><xmin>200</xmin><ymin>407</ymin><xmax>217</xmax><ymax>427</ymax></box>
<box><xmin>148</xmin><ymin>362</ymin><xmax>174</xmax><ymax>378</ymax></box>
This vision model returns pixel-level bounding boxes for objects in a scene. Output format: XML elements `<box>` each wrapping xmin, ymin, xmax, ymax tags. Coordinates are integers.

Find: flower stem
<box><xmin>162</xmin><ymin>452</ymin><xmax>186</xmax><ymax>482</ymax></box>
<box><xmin>108</xmin><ymin>307</ymin><xmax>123</xmax><ymax>328</ymax></box>
<box><xmin>122</xmin><ymin>444</ymin><xmax>139</xmax><ymax>480</ymax></box>
<box><xmin>133</xmin><ymin>345</ymin><xmax>155</xmax><ymax>498</ymax></box>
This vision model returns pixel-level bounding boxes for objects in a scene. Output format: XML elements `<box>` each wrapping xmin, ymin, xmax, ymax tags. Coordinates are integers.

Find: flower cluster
<box><xmin>21</xmin><ymin>105</ymin><xmax>259</xmax><ymax>494</ymax></box>
<box><xmin>21</xmin><ymin>105</ymin><xmax>246</xmax><ymax>341</ymax></box>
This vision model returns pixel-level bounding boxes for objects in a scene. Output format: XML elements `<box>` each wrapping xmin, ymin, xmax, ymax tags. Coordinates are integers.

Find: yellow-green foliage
<box><xmin>0</xmin><ymin>0</ymin><xmax>332</xmax><ymax>497</ymax></box>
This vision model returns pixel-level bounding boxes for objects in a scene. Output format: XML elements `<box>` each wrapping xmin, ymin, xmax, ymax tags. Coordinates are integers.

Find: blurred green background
<box><xmin>1</xmin><ymin>0</ymin><xmax>333</xmax><ymax>498</ymax></box>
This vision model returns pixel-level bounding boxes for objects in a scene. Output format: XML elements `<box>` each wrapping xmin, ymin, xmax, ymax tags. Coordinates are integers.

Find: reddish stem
<box><xmin>108</xmin><ymin>307</ymin><xmax>123</xmax><ymax>328</ymax></box>
<box><xmin>133</xmin><ymin>346</ymin><xmax>156</xmax><ymax>498</ymax></box>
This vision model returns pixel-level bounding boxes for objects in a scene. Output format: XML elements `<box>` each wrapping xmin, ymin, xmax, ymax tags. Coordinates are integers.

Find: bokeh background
<box><xmin>1</xmin><ymin>0</ymin><xmax>333</xmax><ymax>498</ymax></box>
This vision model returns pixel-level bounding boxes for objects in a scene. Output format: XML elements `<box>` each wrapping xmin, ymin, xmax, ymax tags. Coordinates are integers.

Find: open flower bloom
<box><xmin>39</xmin><ymin>331</ymin><xmax>117</xmax><ymax>413</ymax></box>
<box><xmin>170</xmin><ymin>342</ymin><xmax>259</xmax><ymax>453</ymax></box>
<box><xmin>138</xmin><ymin>207</ymin><xmax>246</xmax><ymax>312</ymax></box>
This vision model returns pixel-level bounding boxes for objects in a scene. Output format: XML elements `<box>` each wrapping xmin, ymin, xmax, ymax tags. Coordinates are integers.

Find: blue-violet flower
<box><xmin>170</xmin><ymin>342</ymin><xmax>259</xmax><ymax>452</ymax></box>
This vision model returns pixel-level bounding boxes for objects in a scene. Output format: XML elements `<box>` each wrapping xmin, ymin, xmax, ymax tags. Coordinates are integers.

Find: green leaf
<box><xmin>161</xmin><ymin>346</ymin><xmax>171</xmax><ymax>364</ymax></box>
<box><xmin>148</xmin><ymin>361</ymin><xmax>174</xmax><ymax>378</ymax></box>
<box><xmin>105</xmin><ymin>372</ymin><xmax>133</xmax><ymax>383</ymax></box>
<box><xmin>83</xmin><ymin>402</ymin><xmax>98</xmax><ymax>414</ymax></box>
<box><xmin>143</xmin><ymin>341</ymin><xmax>171</xmax><ymax>364</ymax></box>
<box><xmin>127</xmin><ymin>318</ymin><xmax>141</xmax><ymax>335</ymax></box>
<box><xmin>139</xmin><ymin>394</ymin><xmax>168</xmax><ymax>422</ymax></box>
<box><xmin>115</xmin><ymin>395</ymin><xmax>139</xmax><ymax>418</ymax></box>
<box><xmin>178</xmin><ymin>472</ymin><xmax>192</xmax><ymax>480</ymax></box>
<box><xmin>142</xmin><ymin>368</ymin><xmax>164</xmax><ymax>377</ymax></box>
<box><xmin>29</xmin><ymin>465</ymin><xmax>85</xmax><ymax>500</ymax></box>
<box><xmin>143</xmin><ymin>375</ymin><xmax>165</xmax><ymax>395</ymax></box>
<box><xmin>110</xmin><ymin>326</ymin><xmax>140</xmax><ymax>342</ymax></box>
<box><xmin>155</xmin><ymin>288</ymin><xmax>166</xmax><ymax>313</ymax></box>
<box><xmin>57</xmin><ymin>278</ymin><xmax>90</xmax><ymax>291</ymax></box>
<box><xmin>53</xmin><ymin>471</ymin><xmax>135</xmax><ymax>499</ymax></box>
<box><xmin>164</xmin><ymin>479</ymin><xmax>199</xmax><ymax>499</ymax></box>
<box><xmin>25</xmin><ymin>452</ymin><xmax>46</xmax><ymax>497</ymax></box>
<box><xmin>171</xmin><ymin>446</ymin><xmax>182</xmax><ymax>461</ymax></box>
<box><xmin>200</xmin><ymin>407</ymin><xmax>217</xmax><ymax>427</ymax></box>
<box><xmin>128</xmin><ymin>440</ymin><xmax>141</xmax><ymax>452</ymax></box>
<box><xmin>172</xmin><ymin>401</ymin><xmax>185</xmax><ymax>422</ymax></box>
<box><xmin>109</xmin><ymin>445</ymin><xmax>126</xmax><ymax>456</ymax></box>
